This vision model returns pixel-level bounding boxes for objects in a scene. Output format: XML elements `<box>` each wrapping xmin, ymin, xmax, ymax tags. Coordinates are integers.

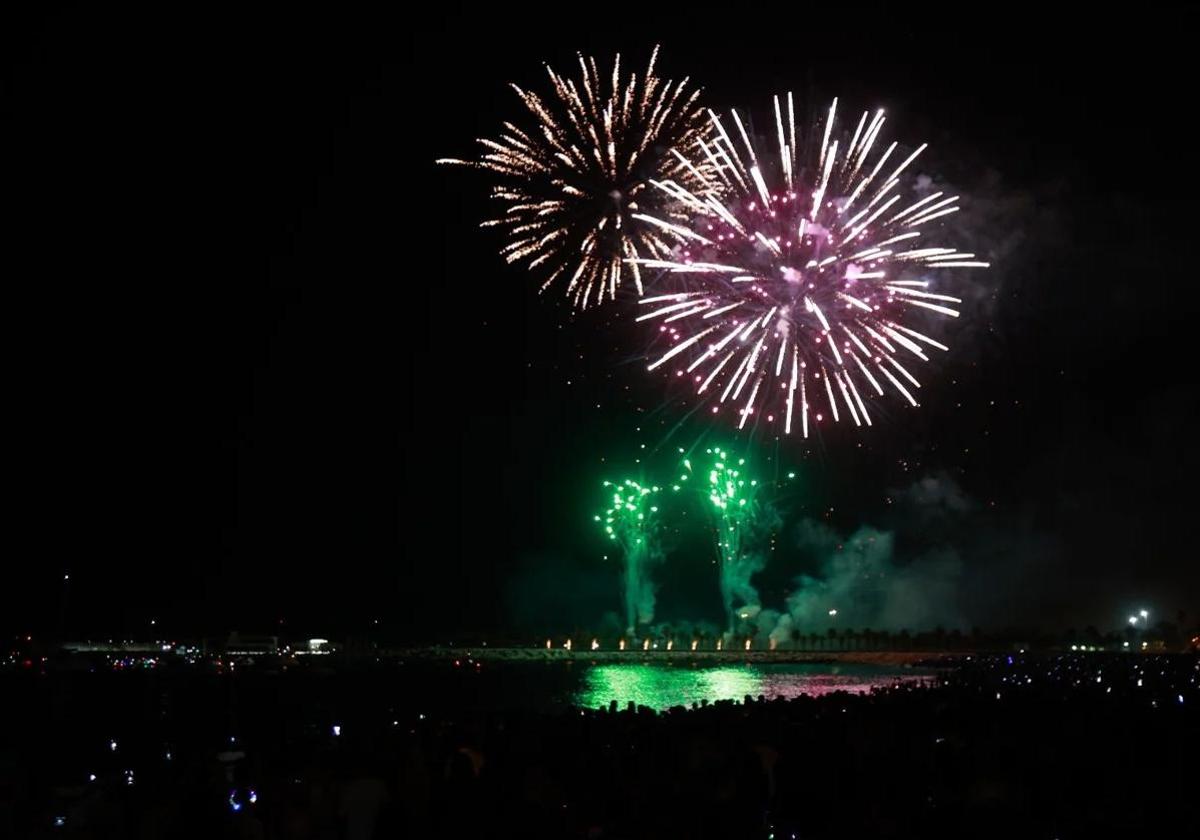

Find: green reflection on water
<box><xmin>576</xmin><ymin>663</ymin><xmax>925</xmax><ymax>710</ymax></box>
<box><xmin>700</xmin><ymin>666</ymin><xmax>762</xmax><ymax>701</ymax></box>
<box><xmin>579</xmin><ymin>665</ymin><xmax>759</xmax><ymax>709</ymax></box>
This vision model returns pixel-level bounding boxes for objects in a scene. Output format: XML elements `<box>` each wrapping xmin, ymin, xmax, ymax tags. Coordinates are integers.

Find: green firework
<box><xmin>679</xmin><ymin>447</ymin><xmax>777</xmax><ymax>635</ymax></box>
<box><xmin>595</xmin><ymin>478</ymin><xmax>663</xmax><ymax>636</ymax></box>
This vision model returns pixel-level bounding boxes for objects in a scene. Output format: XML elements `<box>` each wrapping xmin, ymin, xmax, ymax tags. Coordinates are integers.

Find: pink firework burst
<box><xmin>633</xmin><ymin>96</ymin><xmax>988</xmax><ymax>436</ymax></box>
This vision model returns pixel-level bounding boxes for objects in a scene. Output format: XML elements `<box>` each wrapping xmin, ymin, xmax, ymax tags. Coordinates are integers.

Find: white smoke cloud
<box><xmin>758</xmin><ymin>474</ymin><xmax>985</xmax><ymax>639</ymax></box>
<box><xmin>896</xmin><ymin>472</ymin><xmax>975</xmax><ymax>515</ymax></box>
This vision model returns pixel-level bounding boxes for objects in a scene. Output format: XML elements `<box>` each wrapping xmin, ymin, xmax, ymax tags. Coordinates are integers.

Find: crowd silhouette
<box><xmin>1</xmin><ymin>652</ymin><xmax>1196</xmax><ymax>838</ymax></box>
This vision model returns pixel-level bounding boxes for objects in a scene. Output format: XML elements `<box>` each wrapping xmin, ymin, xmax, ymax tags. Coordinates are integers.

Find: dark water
<box><xmin>571</xmin><ymin>661</ymin><xmax>932</xmax><ymax>708</ymax></box>
<box><xmin>2</xmin><ymin>661</ymin><xmax>930</xmax><ymax>772</ymax></box>
<box><xmin>392</xmin><ymin>659</ymin><xmax>935</xmax><ymax>711</ymax></box>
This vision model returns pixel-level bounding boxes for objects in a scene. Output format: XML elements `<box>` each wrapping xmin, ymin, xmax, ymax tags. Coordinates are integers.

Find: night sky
<box><xmin>5</xmin><ymin>6</ymin><xmax>1197</xmax><ymax>641</ymax></box>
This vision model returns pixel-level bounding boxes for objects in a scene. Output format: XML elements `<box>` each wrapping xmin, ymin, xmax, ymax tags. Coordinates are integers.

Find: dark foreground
<box><xmin>1</xmin><ymin>653</ymin><xmax>1197</xmax><ymax>838</ymax></box>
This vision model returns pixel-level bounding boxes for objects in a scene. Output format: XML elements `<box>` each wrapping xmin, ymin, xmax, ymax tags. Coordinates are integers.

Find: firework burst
<box><xmin>438</xmin><ymin>47</ymin><xmax>714</xmax><ymax>309</ymax></box>
<box><xmin>633</xmin><ymin>97</ymin><xmax>989</xmax><ymax>435</ymax></box>
<box><xmin>596</xmin><ymin>478</ymin><xmax>663</xmax><ymax>634</ymax></box>
<box><xmin>677</xmin><ymin>447</ymin><xmax>778</xmax><ymax>634</ymax></box>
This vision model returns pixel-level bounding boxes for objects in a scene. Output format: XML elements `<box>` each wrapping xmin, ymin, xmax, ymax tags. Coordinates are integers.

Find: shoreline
<box><xmin>393</xmin><ymin>647</ymin><xmax>961</xmax><ymax>666</ymax></box>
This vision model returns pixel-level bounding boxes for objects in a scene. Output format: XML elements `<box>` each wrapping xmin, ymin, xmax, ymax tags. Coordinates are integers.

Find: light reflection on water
<box><xmin>575</xmin><ymin>663</ymin><xmax>931</xmax><ymax>710</ymax></box>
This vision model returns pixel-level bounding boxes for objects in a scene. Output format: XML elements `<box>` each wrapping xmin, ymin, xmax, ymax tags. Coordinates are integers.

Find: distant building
<box><xmin>63</xmin><ymin>641</ymin><xmax>168</xmax><ymax>654</ymax></box>
<box><xmin>224</xmin><ymin>632</ymin><xmax>279</xmax><ymax>656</ymax></box>
<box><xmin>291</xmin><ymin>637</ymin><xmax>338</xmax><ymax>655</ymax></box>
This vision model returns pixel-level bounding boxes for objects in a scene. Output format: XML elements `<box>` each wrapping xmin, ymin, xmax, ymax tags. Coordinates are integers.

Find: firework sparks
<box><xmin>678</xmin><ymin>448</ymin><xmax>778</xmax><ymax>635</ymax></box>
<box><xmin>596</xmin><ymin>478</ymin><xmax>664</xmax><ymax>634</ymax></box>
<box><xmin>439</xmin><ymin>48</ymin><xmax>713</xmax><ymax>309</ymax></box>
<box><xmin>633</xmin><ymin>97</ymin><xmax>988</xmax><ymax>434</ymax></box>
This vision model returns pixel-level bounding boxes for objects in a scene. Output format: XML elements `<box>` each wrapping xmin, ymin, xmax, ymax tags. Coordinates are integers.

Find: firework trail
<box><xmin>596</xmin><ymin>478</ymin><xmax>664</xmax><ymax>634</ymax></box>
<box><xmin>678</xmin><ymin>448</ymin><xmax>779</xmax><ymax>635</ymax></box>
<box><xmin>634</xmin><ymin>97</ymin><xmax>989</xmax><ymax>434</ymax></box>
<box><xmin>439</xmin><ymin>47</ymin><xmax>714</xmax><ymax>309</ymax></box>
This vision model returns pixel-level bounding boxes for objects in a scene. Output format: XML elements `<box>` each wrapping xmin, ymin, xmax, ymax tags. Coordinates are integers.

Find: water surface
<box><xmin>574</xmin><ymin>662</ymin><xmax>933</xmax><ymax>709</ymax></box>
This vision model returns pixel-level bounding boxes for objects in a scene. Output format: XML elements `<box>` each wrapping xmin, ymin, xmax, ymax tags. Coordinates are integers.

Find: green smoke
<box><xmin>679</xmin><ymin>447</ymin><xmax>780</xmax><ymax>636</ymax></box>
<box><xmin>595</xmin><ymin>478</ymin><xmax>663</xmax><ymax>635</ymax></box>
